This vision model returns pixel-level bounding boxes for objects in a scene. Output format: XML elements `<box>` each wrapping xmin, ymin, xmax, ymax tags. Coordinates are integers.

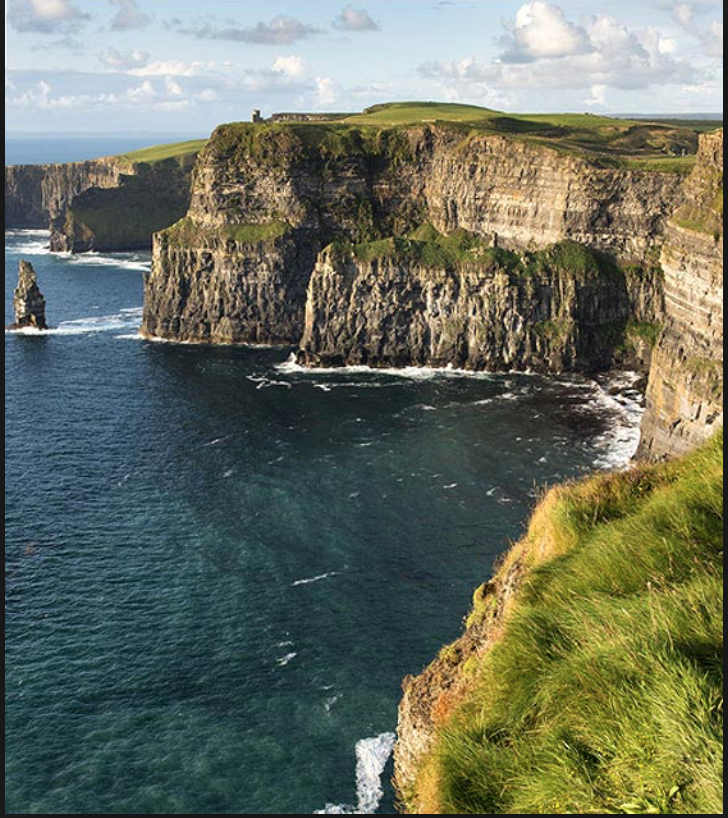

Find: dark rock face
<box><xmin>297</xmin><ymin>246</ymin><xmax>663</xmax><ymax>373</ymax></box>
<box><xmin>637</xmin><ymin>130</ymin><xmax>724</xmax><ymax>460</ymax></box>
<box><xmin>7</xmin><ymin>261</ymin><xmax>48</xmax><ymax>330</ymax></box>
<box><xmin>5</xmin><ymin>161</ymin><xmax>123</xmax><ymax>230</ymax></box>
<box><xmin>142</xmin><ymin>230</ymin><xmax>319</xmax><ymax>344</ymax></box>
<box><xmin>142</xmin><ymin>123</ymin><xmax>682</xmax><ymax>356</ymax></box>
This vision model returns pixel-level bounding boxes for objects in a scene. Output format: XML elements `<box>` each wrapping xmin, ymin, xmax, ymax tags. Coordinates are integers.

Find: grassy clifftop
<box><xmin>115</xmin><ymin>138</ymin><xmax>207</xmax><ymax>170</ymax></box>
<box><xmin>209</xmin><ymin>101</ymin><xmax>720</xmax><ymax>173</ymax></box>
<box><xmin>401</xmin><ymin>431</ymin><xmax>723</xmax><ymax>814</ymax></box>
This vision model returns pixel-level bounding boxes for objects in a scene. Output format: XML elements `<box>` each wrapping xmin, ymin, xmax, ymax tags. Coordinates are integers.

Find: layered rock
<box><xmin>637</xmin><ymin>130</ymin><xmax>723</xmax><ymax>459</ymax></box>
<box><xmin>297</xmin><ymin>240</ymin><xmax>662</xmax><ymax>372</ymax></box>
<box><xmin>142</xmin><ymin>122</ymin><xmax>683</xmax><ymax>349</ymax></box>
<box><xmin>142</xmin><ymin>222</ymin><xmax>318</xmax><ymax>344</ymax></box>
<box><xmin>7</xmin><ymin>260</ymin><xmax>48</xmax><ymax>330</ymax></box>
<box><xmin>5</xmin><ymin>159</ymin><xmax>193</xmax><ymax>252</ymax></box>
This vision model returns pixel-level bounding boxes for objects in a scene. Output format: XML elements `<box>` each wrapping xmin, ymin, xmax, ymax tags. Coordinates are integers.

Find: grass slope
<box><xmin>116</xmin><ymin>138</ymin><xmax>207</xmax><ymax>166</ymax></box>
<box><xmin>415</xmin><ymin>432</ymin><xmax>723</xmax><ymax>814</ymax></box>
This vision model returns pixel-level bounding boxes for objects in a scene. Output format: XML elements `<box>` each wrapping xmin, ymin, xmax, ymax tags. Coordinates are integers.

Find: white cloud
<box><xmin>314</xmin><ymin>76</ymin><xmax>338</xmax><ymax>106</ymax></box>
<box><xmin>585</xmin><ymin>83</ymin><xmax>608</xmax><ymax>107</ymax></box>
<box><xmin>195</xmin><ymin>88</ymin><xmax>219</xmax><ymax>103</ymax></box>
<box><xmin>333</xmin><ymin>6</ymin><xmax>380</xmax><ymax>33</ymax></box>
<box><xmin>8</xmin><ymin>0</ymin><xmax>90</xmax><ymax>33</ymax></box>
<box><xmin>164</xmin><ymin>76</ymin><xmax>184</xmax><ymax>97</ymax></box>
<box><xmin>128</xmin><ymin>60</ymin><xmax>227</xmax><ymax>77</ymax></box>
<box><xmin>500</xmin><ymin>2</ymin><xmax>590</xmax><ymax>62</ymax></box>
<box><xmin>672</xmin><ymin>3</ymin><xmax>723</xmax><ymax>58</ymax></box>
<box><xmin>273</xmin><ymin>55</ymin><xmax>306</xmax><ymax>79</ymax></box>
<box><xmin>3</xmin><ymin>75</ymin><xmax>208</xmax><ymax>112</ymax></box>
<box><xmin>109</xmin><ymin>0</ymin><xmax>150</xmax><ymax>31</ymax></box>
<box><xmin>673</xmin><ymin>3</ymin><xmax>695</xmax><ymax>29</ymax></box>
<box><xmin>172</xmin><ymin>15</ymin><xmax>321</xmax><ymax>45</ymax></box>
<box><xmin>421</xmin><ymin>4</ymin><xmax>702</xmax><ymax>98</ymax></box>
<box><xmin>98</xmin><ymin>47</ymin><xmax>150</xmax><ymax>71</ymax></box>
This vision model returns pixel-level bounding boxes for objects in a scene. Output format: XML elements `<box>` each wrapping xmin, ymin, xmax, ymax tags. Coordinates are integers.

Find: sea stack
<box><xmin>7</xmin><ymin>260</ymin><xmax>48</xmax><ymax>331</ymax></box>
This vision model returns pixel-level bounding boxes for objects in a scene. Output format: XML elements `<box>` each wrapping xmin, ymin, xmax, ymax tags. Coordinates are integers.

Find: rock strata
<box><xmin>7</xmin><ymin>260</ymin><xmax>48</xmax><ymax>330</ymax></box>
<box><xmin>297</xmin><ymin>241</ymin><xmax>663</xmax><ymax>373</ymax></box>
<box><xmin>141</xmin><ymin>122</ymin><xmax>682</xmax><ymax>356</ymax></box>
<box><xmin>637</xmin><ymin>130</ymin><xmax>723</xmax><ymax>459</ymax></box>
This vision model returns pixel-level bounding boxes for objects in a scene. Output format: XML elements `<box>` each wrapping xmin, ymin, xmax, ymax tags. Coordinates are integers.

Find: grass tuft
<box><xmin>414</xmin><ymin>432</ymin><xmax>723</xmax><ymax>815</ymax></box>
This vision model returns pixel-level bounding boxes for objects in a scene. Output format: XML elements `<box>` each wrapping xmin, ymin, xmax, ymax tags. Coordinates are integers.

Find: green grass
<box><xmin>205</xmin><ymin>102</ymin><xmax>709</xmax><ymax>175</ymax></box>
<box><xmin>340</xmin><ymin>228</ymin><xmax>616</xmax><ymax>280</ymax></box>
<box><xmin>162</xmin><ymin>216</ymin><xmax>291</xmax><ymax>247</ymax></box>
<box><xmin>116</xmin><ymin>138</ymin><xmax>207</xmax><ymax>166</ymax></box>
<box><xmin>340</xmin><ymin>101</ymin><xmax>501</xmax><ymax>125</ymax></box>
<box><xmin>625</xmin><ymin>321</ymin><xmax>664</xmax><ymax>349</ymax></box>
<box><xmin>417</xmin><ymin>432</ymin><xmax>723</xmax><ymax>814</ymax></box>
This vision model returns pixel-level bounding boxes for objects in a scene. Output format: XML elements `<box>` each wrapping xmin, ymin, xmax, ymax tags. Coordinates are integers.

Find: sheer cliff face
<box><xmin>5</xmin><ymin>160</ymin><xmax>123</xmax><ymax>230</ymax></box>
<box><xmin>142</xmin><ymin>230</ymin><xmax>318</xmax><ymax>344</ymax></box>
<box><xmin>142</xmin><ymin>123</ymin><xmax>681</xmax><ymax>351</ymax></box>
<box><xmin>298</xmin><ymin>246</ymin><xmax>662</xmax><ymax>372</ymax></box>
<box><xmin>638</xmin><ymin>130</ymin><xmax>724</xmax><ymax>460</ymax></box>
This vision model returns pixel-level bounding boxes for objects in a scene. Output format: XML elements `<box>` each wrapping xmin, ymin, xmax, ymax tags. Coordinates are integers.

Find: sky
<box><xmin>4</xmin><ymin>0</ymin><xmax>724</xmax><ymax>135</ymax></box>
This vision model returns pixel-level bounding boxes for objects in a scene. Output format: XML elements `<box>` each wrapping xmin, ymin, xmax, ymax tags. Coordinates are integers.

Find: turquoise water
<box><xmin>5</xmin><ymin>230</ymin><xmax>642</xmax><ymax>814</ymax></box>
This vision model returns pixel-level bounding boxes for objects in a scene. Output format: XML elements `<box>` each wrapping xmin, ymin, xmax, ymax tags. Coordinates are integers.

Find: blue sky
<box><xmin>5</xmin><ymin>0</ymin><xmax>724</xmax><ymax>134</ymax></box>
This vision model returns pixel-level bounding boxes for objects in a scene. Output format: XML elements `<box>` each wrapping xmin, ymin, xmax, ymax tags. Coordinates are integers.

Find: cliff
<box><xmin>141</xmin><ymin>121</ymin><xmax>682</xmax><ymax>358</ymax></box>
<box><xmin>637</xmin><ymin>130</ymin><xmax>724</xmax><ymax>459</ymax></box>
<box><xmin>5</xmin><ymin>160</ymin><xmax>122</xmax><ymax>230</ymax></box>
<box><xmin>298</xmin><ymin>235</ymin><xmax>662</xmax><ymax>372</ymax></box>
<box><xmin>395</xmin><ymin>432</ymin><xmax>723</xmax><ymax>814</ymax></box>
<box><xmin>5</xmin><ymin>145</ymin><xmax>200</xmax><ymax>252</ymax></box>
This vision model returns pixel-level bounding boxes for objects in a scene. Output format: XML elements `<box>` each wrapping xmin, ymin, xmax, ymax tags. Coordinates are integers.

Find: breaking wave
<box><xmin>276</xmin><ymin>354</ymin><xmax>496</xmax><ymax>381</ymax></box>
<box><xmin>4</xmin><ymin>230</ymin><xmax>151</xmax><ymax>271</ymax></box>
<box><xmin>6</xmin><ymin>307</ymin><xmax>143</xmax><ymax>337</ymax></box>
<box><xmin>314</xmin><ymin>732</ymin><xmax>396</xmax><ymax>814</ymax></box>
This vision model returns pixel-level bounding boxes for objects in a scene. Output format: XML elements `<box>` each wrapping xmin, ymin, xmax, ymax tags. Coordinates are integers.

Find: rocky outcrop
<box><xmin>637</xmin><ymin>130</ymin><xmax>723</xmax><ymax>460</ymax></box>
<box><xmin>297</xmin><ymin>240</ymin><xmax>662</xmax><ymax>372</ymax></box>
<box><xmin>142</xmin><ymin>122</ymin><xmax>683</xmax><ymax>350</ymax></box>
<box><xmin>6</xmin><ymin>260</ymin><xmax>48</xmax><ymax>330</ymax></box>
<box><xmin>395</xmin><ymin>556</ymin><xmax>525</xmax><ymax>801</ymax></box>
<box><xmin>5</xmin><ymin>158</ymin><xmax>193</xmax><ymax>252</ymax></box>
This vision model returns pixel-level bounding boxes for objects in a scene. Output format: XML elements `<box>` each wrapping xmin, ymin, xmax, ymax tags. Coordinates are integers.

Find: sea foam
<box><xmin>6</xmin><ymin>307</ymin><xmax>144</xmax><ymax>337</ymax></box>
<box><xmin>314</xmin><ymin>732</ymin><xmax>396</xmax><ymax>814</ymax></box>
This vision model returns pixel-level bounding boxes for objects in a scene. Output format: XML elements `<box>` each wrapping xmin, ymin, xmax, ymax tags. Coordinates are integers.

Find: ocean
<box><xmin>5</xmin><ymin>142</ymin><xmax>644</xmax><ymax>815</ymax></box>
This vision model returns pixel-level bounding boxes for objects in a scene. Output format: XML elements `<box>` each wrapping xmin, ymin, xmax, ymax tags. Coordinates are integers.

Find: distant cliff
<box><xmin>5</xmin><ymin>160</ymin><xmax>122</xmax><ymax>231</ymax></box>
<box><xmin>5</xmin><ymin>149</ymin><xmax>198</xmax><ymax>252</ymax></box>
<box><xmin>637</xmin><ymin>130</ymin><xmax>724</xmax><ymax>459</ymax></box>
<box><xmin>141</xmin><ymin>121</ymin><xmax>682</xmax><ymax>368</ymax></box>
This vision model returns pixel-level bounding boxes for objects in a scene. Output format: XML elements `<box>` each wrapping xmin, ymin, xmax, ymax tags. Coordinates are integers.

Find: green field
<box><xmin>340</xmin><ymin>103</ymin><xmax>713</xmax><ymax>171</ymax></box>
<box><xmin>410</xmin><ymin>431</ymin><xmax>723</xmax><ymax>815</ymax></box>
<box><xmin>116</xmin><ymin>138</ymin><xmax>208</xmax><ymax>166</ymax></box>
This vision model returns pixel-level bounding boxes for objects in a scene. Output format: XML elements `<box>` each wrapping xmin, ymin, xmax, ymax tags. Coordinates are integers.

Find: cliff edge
<box><xmin>5</xmin><ymin>141</ymin><xmax>202</xmax><ymax>252</ymax></box>
<box><xmin>394</xmin><ymin>432</ymin><xmax>723</xmax><ymax>814</ymax></box>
